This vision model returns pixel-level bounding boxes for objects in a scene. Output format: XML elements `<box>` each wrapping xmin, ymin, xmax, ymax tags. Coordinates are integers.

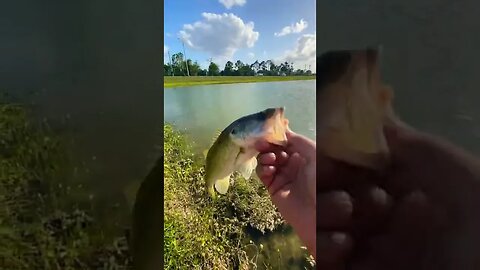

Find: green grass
<box><xmin>164</xmin><ymin>75</ymin><xmax>316</xmax><ymax>88</ymax></box>
<box><xmin>0</xmin><ymin>102</ymin><xmax>131</xmax><ymax>269</ymax></box>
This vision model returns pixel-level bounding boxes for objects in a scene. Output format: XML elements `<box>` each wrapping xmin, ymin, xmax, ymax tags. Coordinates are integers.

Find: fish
<box><xmin>205</xmin><ymin>107</ymin><xmax>289</xmax><ymax>198</ymax></box>
<box><xmin>316</xmin><ymin>47</ymin><xmax>401</xmax><ymax>169</ymax></box>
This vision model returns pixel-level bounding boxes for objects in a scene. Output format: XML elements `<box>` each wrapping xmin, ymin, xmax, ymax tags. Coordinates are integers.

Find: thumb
<box><xmin>383</xmin><ymin>124</ymin><xmax>480</xmax><ymax>210</ymax></box>
<box><xmin>286</xmin><ymin>130</ymin><xmax>316</xmax><ymax>163</ymax></box>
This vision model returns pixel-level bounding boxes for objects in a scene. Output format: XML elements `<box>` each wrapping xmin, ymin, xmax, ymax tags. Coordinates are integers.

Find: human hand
<box><xmin>315</xmin><ymin>124</ymin><xmax>480</xmax><ymax>270</ymax></box>
<box><xmin>255</xmin><ymin>129</ymin><xmax>316</xmax><ymax>259</ymax></box>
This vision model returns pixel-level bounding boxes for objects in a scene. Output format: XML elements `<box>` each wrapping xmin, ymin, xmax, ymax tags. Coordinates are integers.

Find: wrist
<box><xmin>288</xmin><ymin>205</ymin><xmax>316</xmax><ymax>259</ymax></box>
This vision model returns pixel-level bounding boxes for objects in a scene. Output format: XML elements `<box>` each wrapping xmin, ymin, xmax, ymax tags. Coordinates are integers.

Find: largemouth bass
<box><xmin>317</xmin><ymin>47</ymin><xmax>400</xmax><ymax>169</ymax></box>
<box><xmin>205</xmin><ymin>107</ymin><xmax>289</xmax><ymax>198</ymax></box>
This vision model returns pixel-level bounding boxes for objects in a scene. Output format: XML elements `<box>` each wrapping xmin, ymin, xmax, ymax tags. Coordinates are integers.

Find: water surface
<box><xmin>164</xmin><ymin>80</ymin><xmax>316</xmax><ymax>151</ymax></box>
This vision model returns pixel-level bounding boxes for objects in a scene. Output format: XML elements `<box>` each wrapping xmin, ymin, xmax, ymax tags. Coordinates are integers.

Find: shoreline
<box><xmin>164</xmin><ymin>75</ymin><xmax>316</xmax><ymax>88</ymax></box>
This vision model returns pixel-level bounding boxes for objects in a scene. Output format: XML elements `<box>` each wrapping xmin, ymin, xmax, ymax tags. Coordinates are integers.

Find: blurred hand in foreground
<box><xmin>314</xmin><ymin>124</ymin><xmax>480</xmax><ymax>270</ymax></box>
<box><xmin>255</xmin><ymin>130</ymin><xmax>316</xmax><ymax>259</ymax></box>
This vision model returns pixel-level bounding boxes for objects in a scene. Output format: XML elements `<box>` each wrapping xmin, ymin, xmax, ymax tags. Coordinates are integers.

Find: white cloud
<box><xmin>248</xmin><ymin>52</ymin><xmax>255</xmax><ymax>59</ymax></box>
<box><xmin>219</xmin><ymin>0</ymin><xmax>246</xmax><ymax>9</ymax></box>
<box><xmin>164</xmin><ymin>45</ymin><xmax>168</xmax><ymax>54</ymax></box>
<box><xmin>280</xmin><ymin>33</ymin><xmax>316</xmax><ymax>72</ymax></box>
<box><xmin>178</xmin><ymin>12</ymin><xmax>259</xmax><ymax>58</ymax></box>
<box><xmin>274</xmin><ymin>19</ymin><xmax>308</xmax><ymax>37</ymax></box>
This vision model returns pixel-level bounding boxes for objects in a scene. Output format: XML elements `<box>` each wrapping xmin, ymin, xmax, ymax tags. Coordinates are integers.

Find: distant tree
<box><xmin>250</xmin><ymin>60</ymin><xmax>260</xmax><ymax>75</ymax></box>
<box><xmin>269</xmin><ymin>61</ymin><xmax>278</xmax><ymax>76</ymax></box>
<box><xmin>295</xmin><ymin>69</ymin><xmax>305</xmax><ymax>76</ymax></box>
<box><xmin>208</xmin><ymin>62</ymin><xmax>220</xmax><ymax>76</ymax></box>
<box><xmin>162</xmin><ymin>55</ymin><xmax>305</xmax><ymax>77</ymax></box>
<box><xmin>234</xmin><ymin>60</ymin><xmax>244</xmax><ymax>70</ymax></box>
<box><xmin>260</xmin><ymin>60</ymin><xmax>267</xmax><ymax>72</ymax></box>
<box><xmin>171</xmin><ymin>52</ymin><xmax>185</xmax><ymax>76</ymax></box>
<box><xmin>279</xmin><ymin>61</ymin><xmax>294</xmax><ymax>76</ymax></box>
<box><xmin>164</xmin><ymin>64</ymin><xmax>172</xmax><ymax>76</ymax></box>
<box><xmin>279</xmin><ymin>62</ymin><xmax>287</xmax><ymax>75</ymax></box>
<box><xmin>239</xmin><ymin>63</ymin><xmax>254</xmax><ymax>76</ymax></box>
<box><xmin>233</xmin><ymin>60</ymin><xmax>244</xmax><ymax>76</ymax></box>
<box><xmin>257</xmin><ymin>61</ymin><xmax>266</xmax><ymax>75</ymax></box>
<box><xmin>223</xmin><ymin>61</ymin><xmax>234</xmax><ymax>76</ymax></box>
<box><xmin>288</xmin><ymin>62</ymin><xmax>294</xmax><ymax>75</ymax></box>
<box><xmin>265</xmin><ymin>60</ymin><xmax>273</xmax><ymax>74</ymax></box>
<box><xmin>198</xmin><ymin>69</ymin><xmax>207</xmax><ymax>76</ymax></box>
<box><xmin>187</xmin><ymin>60</ymin><xmax>201</xmax><ymax>76</ymax></box>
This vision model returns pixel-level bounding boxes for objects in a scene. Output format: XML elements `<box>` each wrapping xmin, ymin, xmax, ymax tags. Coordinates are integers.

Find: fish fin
<box><xmin>209</xmin><ymin>129</ymin><xmax>223</xmax><ymax>146</ymax></box>
<box><xmin>236</xmin><ymin>157</ymin><xmax>257</xmax><ymax>179</ymax></box>
<box><xmin>214</xmin><ymin>174</ymin><xmax>231</xmax><ymax>195</ymax></box>
<box><xmin>207</xmin><ymin>184</ymin><xmax>216</xmax><ymax>199</ymax></box>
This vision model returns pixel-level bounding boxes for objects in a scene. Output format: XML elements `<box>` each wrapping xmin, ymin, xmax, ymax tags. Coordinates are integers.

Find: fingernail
<box><xmin>280</xmin><ymin>151</ymin><xmax>288</xmax><ymax>157</ymax></box>
<box><xmin>265</xmin><ymin>165</ymin><xmax>275</xmax><ymax>174</ymax></box>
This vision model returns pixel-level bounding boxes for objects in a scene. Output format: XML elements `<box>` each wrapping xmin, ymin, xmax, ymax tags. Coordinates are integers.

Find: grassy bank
<box><xmin>164</xmin><ymin>75</ymin><xmax>316</xmax><ymax>88</ymax></box>
<box><xmin>163</xmin><ymin>124</ymin><xmax>315</xmax><ymax>269</ymax></box>
<box><xmin>0</xmin><ymin>103</ymin><xmax>131</xmax><ymax>269</ymax></box>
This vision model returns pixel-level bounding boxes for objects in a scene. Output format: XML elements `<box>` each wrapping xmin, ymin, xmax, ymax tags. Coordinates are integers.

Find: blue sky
<box><xmin>164</xmin><ymin>0</ymin><xmax>316</xmax><ymax>72</ymax></box>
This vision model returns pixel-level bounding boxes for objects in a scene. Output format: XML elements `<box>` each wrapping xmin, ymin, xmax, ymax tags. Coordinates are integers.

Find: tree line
<box><xmin>164</xmin><ymin>52</ymin><xmax>314</xmax><ymax>76</ymax></box>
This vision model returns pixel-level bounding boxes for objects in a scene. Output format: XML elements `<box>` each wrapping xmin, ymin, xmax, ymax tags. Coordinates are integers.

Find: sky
<box><xmin>164</xmin><ymin>0</ymin><xmax>316</xmax><ymax>72</ymax></box>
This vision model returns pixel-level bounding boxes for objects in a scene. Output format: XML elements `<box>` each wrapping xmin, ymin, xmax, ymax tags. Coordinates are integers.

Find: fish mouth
<box><xmin>263</xmin><ymin>107</ymin><xmax>289</xmax><ymax>146</ymax></box>
<box><xmin>265</xmin><ymin>106</ymin><xmax>285</xmax><ymax>118</ymax></box>
<box><xmin>276</xmin><ymin>107</ymin><xmax>285</xmax><ymax>117</ymax></box>
<box><xmin>316</xmin><ymin>46</ymin><xmax>382</xmax><ymax>91</ymax></box>
<box><xmin>349</xmin><ymin>46</ymin><xmax>382</xmax><ymax>82</ymax></box>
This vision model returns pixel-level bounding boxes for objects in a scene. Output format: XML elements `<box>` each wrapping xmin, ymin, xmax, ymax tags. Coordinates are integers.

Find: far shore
<box><xmin>164</xmin><ymin>75</ymin><xmax>316</xmax><ymax>88</ymax></box>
